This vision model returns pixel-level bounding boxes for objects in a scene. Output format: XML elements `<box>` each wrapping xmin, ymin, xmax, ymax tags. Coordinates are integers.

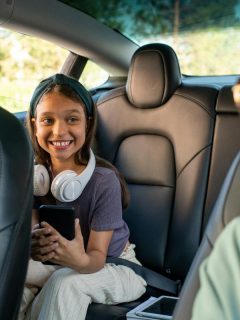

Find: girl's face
<box><xmin>33</xmin><ymin>91</ymin><xmax>87</xmax><ymax>168</ymax></box>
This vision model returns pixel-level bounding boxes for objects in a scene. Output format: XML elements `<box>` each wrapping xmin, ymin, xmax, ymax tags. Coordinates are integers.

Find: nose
<box><xmin>52</xmin><ymin>119</ymin><xmax>67</xmax><ymax>137</ymax></box>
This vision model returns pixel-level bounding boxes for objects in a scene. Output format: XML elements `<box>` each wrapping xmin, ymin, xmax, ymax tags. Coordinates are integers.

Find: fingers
<box><xmin>31</xmin><ymin>240</ymin><xmax>59</xmax><ymax>262</ymax></box>
<box><xmin>75</xmin><ymin>218</ymin><xmax>80</xmax><ymax>227</ymax></box>
<box><xmin>32</xmin><ymin>222</ymin><xmax>59</xmax><ymax>239</ymax></box>
<box><xmin>32</xmin><ymin>251</ymin><xmax>56</xmax><ymax>263</ymax></box>
<box><xmin>74</xmin><ymin>218</ymin><xmax>83</xmax><ymax>240</ymax></box>
<box><xmin>32</xmin><ymin>241</ymin><xmax>58</xmax><ymax>256</ymax></box>
<box><xmin>31</xmin><ymin>222</ymin><xmax>60</xmax><ymax>262</ymax></box>
<box><xmin>74</xmin><ymin>218</ymin><xmax>79</xmax><ymax>234</ymax></box>
<box><xmin>32</xmin><ymin>227</ymin><xmax>51</xmax><ymax>239</ymax></box>
<box><xmin>31</xmin><ymin>219</ymin><xmax>82</xmax><ymax>265</ymax></box>
<box><xmin>32</xmin><ymin>221</ymin><xmax>50</xmax><ymax>231</ymax></box>
<box><xmin>32</xmin><ymin>234</ymin><xmax>58</xmax><ymax>247</ymax></box>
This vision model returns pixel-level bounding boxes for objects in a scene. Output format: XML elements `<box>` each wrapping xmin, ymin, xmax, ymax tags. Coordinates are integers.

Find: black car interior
<box><xmin>0</xmin><ymin>107</ymin><xmax>33</xmax><ymax>320</ymax></box>
<box><xmin>96</xmin><ymin>43</ymin><xmax>218</xmax><ymax>280</ymax></box>
<box><xmin>202</xmin><ymin>85</ymin><xmax>240</xmax><ymax>227</ymax></box>
<box><xmin>173</xmin><ymin>150</ymin><xmax>240</xmax><ymax>319</ymax></box>
<box><xmin>88</xmin><ymin>44</ymin><xmax>240</xmax><ymax>319</ymax></box>
<box><xmin>8</xmin><ymin>43</ymin><xmax>240</xmax><ymax>319</ymax></box>
<box><xmin>96</xmin><ymin>42</ymin><xmax>217</xmax><ymax>278</ymax></box>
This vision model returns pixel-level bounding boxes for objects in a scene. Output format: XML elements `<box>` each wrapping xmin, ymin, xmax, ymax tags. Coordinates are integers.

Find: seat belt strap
<box><xmin>106</xmin><ymin>257</ymin><xmax>180</xmax><ymax>295</ymax></box>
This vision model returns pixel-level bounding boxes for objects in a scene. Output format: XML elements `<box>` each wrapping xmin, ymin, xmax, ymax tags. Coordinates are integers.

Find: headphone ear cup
<box><xmin>34</xmin><ymin>164</ymin><xmax>50</xmax><ymax>196</ymax></box>
<box><xmin>51</xmin><ymin>170</ymin><xmax>82</xmax><ymax>202</ymax></box>
<box><xmin>49</xmin><ymin>149</ymin><xmax>96</xmax><ymax>202</ymax></box>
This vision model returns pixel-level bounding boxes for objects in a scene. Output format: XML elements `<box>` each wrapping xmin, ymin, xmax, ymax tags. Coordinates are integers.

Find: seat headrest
<box><xmin>126</xmin><ymin>43</ymin><xmax>181</xmax><ymax>108</ymax></box>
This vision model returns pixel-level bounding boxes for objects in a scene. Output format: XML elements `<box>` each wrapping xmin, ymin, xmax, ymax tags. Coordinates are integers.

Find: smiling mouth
<box><xmin>50</xmin><ymin>140</ymin><xmax>72</xmax><ymax>147</ymax></box>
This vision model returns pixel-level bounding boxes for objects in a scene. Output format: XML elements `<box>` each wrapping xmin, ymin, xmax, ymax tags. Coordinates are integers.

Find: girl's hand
<box><xmin>31</xmin><ymin>219</ymin><xmax>113</xmax><ymax>273</ymax></box>
<box><xmin>31</xmin><ymin>222</ymin><xmax>59</xmax><ymax>262</ymax></box>
<box><xmin>49</xmin><ymin>218</ymin><xmax>87</xmax><ymax>269</ymax></box>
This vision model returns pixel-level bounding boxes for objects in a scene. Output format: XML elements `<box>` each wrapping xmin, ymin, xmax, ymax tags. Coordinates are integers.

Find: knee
<box><xmin>44</xmin><ymin>268</ymin><xmax>72</xmax><ymax>291</ymax></box>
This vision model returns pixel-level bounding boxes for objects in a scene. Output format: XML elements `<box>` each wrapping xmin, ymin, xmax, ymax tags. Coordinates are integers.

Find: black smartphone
<box><xmin>39</xmin><ymin>204</ymin><xmax>75</xmax><ymax>240</ymax></box>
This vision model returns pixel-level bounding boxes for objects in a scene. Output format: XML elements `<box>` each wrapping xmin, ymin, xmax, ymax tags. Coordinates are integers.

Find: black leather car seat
<box><xmin>0</xmin><ymin>107</ymin><xmax>33</xmax><ymax>320</ymax></box>
<box><xmin>173</xmin><ymin>84</ymin><xmax>240</xmax><ymax>319</ymax></box>
<box><xmin>87</xmin><ymin>43</ymin><xmax>218</xmax><ymax>319</ymax></box>
<box><xmin>203</xmin><ymin>85</ymin><xmax>240</xmax><ymax>227</ymax></box>
<box><xmin>173</xmin><ymin>150</ymin><xmax>240</xmax><ymax>320</ymax></box>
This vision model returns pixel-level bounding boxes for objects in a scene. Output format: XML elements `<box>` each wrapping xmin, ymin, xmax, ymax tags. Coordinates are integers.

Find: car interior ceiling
<box><xmin>12</xmin><ymin>41</ymin><xmax>240</xmax><ymax>320</ymax></box>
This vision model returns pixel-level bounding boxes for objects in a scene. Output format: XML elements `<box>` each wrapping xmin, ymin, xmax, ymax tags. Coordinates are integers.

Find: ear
<box><xmin>31</xmin><ymin>118</ymin><xmax>37</xmax><ymax>133</ymax></box>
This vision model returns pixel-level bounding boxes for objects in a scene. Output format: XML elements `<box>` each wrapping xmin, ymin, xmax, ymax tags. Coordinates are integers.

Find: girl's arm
<box><xmin>37</xmin><ymin>219</ymin><xmax>113</xmax><ymax>273</ymax></box>
<box><xmin>31</xmin><ymin>171</ymin><xmax>122</xmax><ymax>271</ymax></box>
<box><xmin>81</xmin><ymin>227</ymin><xmax>113</xmax><ymax>272</ymax></box>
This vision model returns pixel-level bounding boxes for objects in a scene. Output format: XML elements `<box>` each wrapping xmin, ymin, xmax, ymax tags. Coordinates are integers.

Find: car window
<box><xmin>0</xmin><ymin>28</ymin><xmax>69</xmax><ymax>113</ymax></box>
<box><xmin>60</xmin><ymin>0</ymin><xmax>240</xmax><ymax>76</ymax></box>
<box><xmin>0</xmin><ymin>27</ymin><xmax>109</xmax><ymax>113</ymax></box>
<box><xmin>80</xmin><ymin>60</ymin><xmax>108</xmax><ymax>90</ymax></box>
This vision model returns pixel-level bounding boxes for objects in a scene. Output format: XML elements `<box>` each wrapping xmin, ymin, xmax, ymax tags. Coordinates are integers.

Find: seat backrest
<box><xmin>203</xmin><ymin>85</ymin><xmax>240</xmax><ymax>226</ymax></box>
<box><xmin>173</xmin><ymin>151</ymin><xmax>240</xmax><ymax>320</ymax></box>
<box><xmin>95</xmin><ymin>43</ymin><xmax>218</xmax><ymax>282</ymax></box>
<box><xmin>173</xmin><ymin>85</ymin><xmax>240</xmax><ymax>319</ymax></box>
<box><xmin>0</xmin><ymin>107</ymin><xmax>33</xmax><ymax>320</ymax></box>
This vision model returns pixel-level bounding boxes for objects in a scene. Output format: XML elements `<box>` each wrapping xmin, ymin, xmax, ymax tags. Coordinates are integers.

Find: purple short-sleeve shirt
<box><xmin>34</xmin><ymin>166</ymin><xmax>130</xmax><ymax>257</ymax></box>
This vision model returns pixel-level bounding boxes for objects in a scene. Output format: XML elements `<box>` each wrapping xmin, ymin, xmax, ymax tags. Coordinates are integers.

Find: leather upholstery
<box><xmin>96</xmin><ymin>43</ymin><xmax>217</xmax><ymax>279</ymax></box>
<box><xmin>126</xmin><ymin>43</ymin><xmax>181</xmax><ymax>107</ymax></box>
<box><xmin>215</xmin><ymin>85</ymin><xmax>237</xmax><ymax>112</ymax></box>
<box><xmin>204</xmin><ymin>85</ymin><xmax>240</xmax><ymax>226</ymax></box>
<box><xmin>0</xmin><ymin>107</ymin><xmax>33</xmax><ymax>320</ymax></box>
<box><xmin>87</xmin><ymin>43</ymin><xmax>218</xmax><ymax>319</ymax></box>
<box><xmin>173</xmin><ymin>85</ymin><xmax>240</xmax><ymax>319</ymax></box>
<box><xmin>173</xmin><ymin>151</ymin><xmax>240</xmax><ymax>320</ymax></box>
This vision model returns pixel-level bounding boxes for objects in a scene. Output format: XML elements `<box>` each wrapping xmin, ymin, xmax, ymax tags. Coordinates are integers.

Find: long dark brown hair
<box><xmin>26</xmin><ymin>84</ymin><xmax>130</xmax><ymax>209</ymax></box>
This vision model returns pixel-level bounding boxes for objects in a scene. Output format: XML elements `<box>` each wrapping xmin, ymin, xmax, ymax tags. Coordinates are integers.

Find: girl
<box><xmin>22</xmin><ymin>73</ymin><xmax>146</xmax><ymax>319</ymax></box>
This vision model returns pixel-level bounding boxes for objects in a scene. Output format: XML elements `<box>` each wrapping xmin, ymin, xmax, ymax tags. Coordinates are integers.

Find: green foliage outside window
<box><xmin>61</xmin><ymin>0</ymin><xmax>240</xmax><ymax>75</ymax></box>
<box><xmin>1</xmin><ymin>0</ymin><xmax>240</xmax><ymax>112</ymax></box>
<box><xmin>0</xmin><ymin>29</ymin><xmax>68</xmax><ymax>112</ymax></box>
<box><xmin>0</xmin><ymin>29</ymin><xmax>108</xmax><ymax>113</ymax></box>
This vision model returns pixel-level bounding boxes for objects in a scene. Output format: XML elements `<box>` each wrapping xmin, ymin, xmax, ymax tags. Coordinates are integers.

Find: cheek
<box><xmin>76</xmin><ymin>124</ymin><xmax>87</xmax><ymax>139</ymax></box>
<box><xmin>35</xmin><ymin>127</ymin><xmax>42</xmax><ymax>140</ymax></box>
<box><xmin>35</xmin><ymin>126</ymin><xmax>48</xmax><ymax>143</ymax></box>
<box><xmin>77</xmin><ymin>131</ymin><xmax>86</xmax><ymax>143</ymax></box>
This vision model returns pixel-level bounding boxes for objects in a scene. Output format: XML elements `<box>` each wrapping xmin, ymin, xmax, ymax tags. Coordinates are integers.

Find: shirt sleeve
<box><xmin>90</xmin><ymin>170</ymin><xmax>123</xmax><ymax>231</ymax></box>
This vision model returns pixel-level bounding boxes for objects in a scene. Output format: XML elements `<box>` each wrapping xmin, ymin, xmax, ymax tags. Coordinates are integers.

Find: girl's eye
<box><xmin>68</xmin><ymin>117</ymin><xmax>79</xmax><ymax>123</ymax></box>
<box><xmin>41</xmin><ymin>118</ymin><xmax>53</xmax><ymax>125</ymax></box>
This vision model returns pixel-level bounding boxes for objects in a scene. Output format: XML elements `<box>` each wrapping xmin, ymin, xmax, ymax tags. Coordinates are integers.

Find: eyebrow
<box><xmin>66</xmin><ymin>108</ymin><xmax>83</xmax><ymax>114</ymax></box>
<box><xmin>38</xmin><ymin>109</ymin><xmax>83</xmax><ymax>116</ymax></box>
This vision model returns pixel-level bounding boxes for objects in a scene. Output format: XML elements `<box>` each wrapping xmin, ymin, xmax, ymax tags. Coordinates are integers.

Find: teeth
<box><xmin>52</xmin><ymin>141</ymin><xmax>71</xmax><ymax>146</ymax></box>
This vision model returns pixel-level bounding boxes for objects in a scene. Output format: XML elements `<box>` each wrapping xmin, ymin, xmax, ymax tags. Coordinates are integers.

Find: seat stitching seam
<box><xmin>177</xmin><ymin>144</ymin><xmax>212</xmax><ymax>178</ymax></box>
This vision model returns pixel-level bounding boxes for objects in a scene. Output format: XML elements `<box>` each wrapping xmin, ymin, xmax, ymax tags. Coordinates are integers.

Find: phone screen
<box><xmin>136</xmin><ymin>296</ymin><xmax>178</xmax><ymax>319</ymax></box>
<box><xmin>39</xmin><ymin>205</ymin><xmax>75</xmax><ymax>240</ymax></box>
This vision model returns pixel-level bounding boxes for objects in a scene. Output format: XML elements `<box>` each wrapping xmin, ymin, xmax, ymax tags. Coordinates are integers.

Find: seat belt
<box><xmin>106</xmin><ymin>257</ymin><xmax>180</xmax><ymax>295</ymax></box>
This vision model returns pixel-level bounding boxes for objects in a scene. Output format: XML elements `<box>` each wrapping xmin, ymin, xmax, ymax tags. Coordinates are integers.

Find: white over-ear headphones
<box><xmin>34</xmin><ymin>149</ymin><xmax>96</xmax><ymax>202</ymax></box>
